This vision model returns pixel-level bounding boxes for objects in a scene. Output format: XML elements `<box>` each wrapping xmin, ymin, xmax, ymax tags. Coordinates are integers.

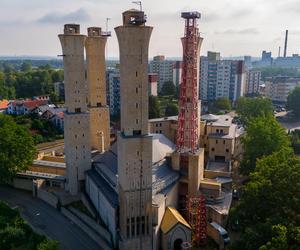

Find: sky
<box><xmin>0</xmin><ymin>0</ymin><xmax>300</xmax><ymax>58</ymax></box>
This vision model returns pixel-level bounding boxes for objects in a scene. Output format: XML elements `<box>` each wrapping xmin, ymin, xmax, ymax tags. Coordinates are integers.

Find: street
<box><xmin>0</xmin><ymin>186</ymin><xmax>101</xmax><ymax>250</ymax></box>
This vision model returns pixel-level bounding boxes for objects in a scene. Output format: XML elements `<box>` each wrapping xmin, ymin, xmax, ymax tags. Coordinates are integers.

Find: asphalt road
<box><xmin>0</xmin><ymin>186</ymin><xmax>101</xmax><ymax>250</ymax></box>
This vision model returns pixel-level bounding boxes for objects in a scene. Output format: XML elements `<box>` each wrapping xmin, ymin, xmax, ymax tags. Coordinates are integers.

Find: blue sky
<box><xmin>0</xmin><ymin>0</ymin><xmax>300</xmax><ymax>58</ymax></box>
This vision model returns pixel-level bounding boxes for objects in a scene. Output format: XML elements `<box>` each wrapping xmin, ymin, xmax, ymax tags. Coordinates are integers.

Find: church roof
<box><xmin>161</xmin><ymin>206</ymin><xmax>191</xmax><ymax>234</ymax></box>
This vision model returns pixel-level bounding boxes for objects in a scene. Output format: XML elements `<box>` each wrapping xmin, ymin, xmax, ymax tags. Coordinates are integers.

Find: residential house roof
<box><xmin>0</xmin><ymin>100</ymin><xmax>9</xmax><ymax>110</ymax></box>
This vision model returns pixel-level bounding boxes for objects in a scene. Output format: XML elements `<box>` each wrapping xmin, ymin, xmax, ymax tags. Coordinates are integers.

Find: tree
<box><xmin>0</xmin><ymin>201</ymin><xmax>59</xmax><ymax>250</ymax></box>
<box><xmin>240</xmin><ymin>115</ymin><xmax>290</xmax><ymax>175</ymax></box>
<box><xmin>37</xmin><ymin>239</ymin><xmax>59</xmax><ymax>250</ymax></box>
<box><xmin>165</xmin><ymin>103</ymin><xmax>179</xmax><ymax>116</ymax></box>
<box><xmin>215</xmin><ymin>97</ymin><xmax>231</xmax><ymax>110</ymax></box>
<box><xmin>229</xmin><ymin>149</ymin><xmax>300</xmax><ymax>250</ymax></box>
<box><xmin>287</xmin><ymin>86</ymin><xmax>300</xmax><ymax>117</ymax></box>
<box><xmin>0</xmin><ymin>114</ymin><xmax>36</xmax><ymax>182</ymax></box>
<box><xmin>149</xmin><ymin>95</ymin><xmax>161</xmax><ymax>119</ymax></box>
<box><xmin>160</xmin><ymin>81</ymin><xmax>176</xmax><ymax>96</ymax></box>
<box><xmin>236</xmin><ymin>97</ymin><xmax>273</xmax><ymax>124</ymax></box>
<box><xmin>20</xmin><ymin>61</ymin><xmax>32</xmax><ymax>72</ymax></box>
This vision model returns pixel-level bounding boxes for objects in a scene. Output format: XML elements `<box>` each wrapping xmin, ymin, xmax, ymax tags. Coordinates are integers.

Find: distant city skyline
<box><xmin>1</xmin><ymin>0</ymin><xmax>300</xmax><ymax>58</ymax></box>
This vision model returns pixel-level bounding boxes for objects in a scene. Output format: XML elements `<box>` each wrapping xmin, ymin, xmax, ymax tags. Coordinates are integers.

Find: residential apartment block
<box><xmin>200</xmin><ymin>52</ymin><xmax>246</xmax><ymax>102</ymax></box>
<box><xmin>149</xmin><ymin>55</ymin><xmax>182</xmax><ymax>90</ymax></box>
<box><xmin>264</xmin><ymin>76</ymin><xmax>300</xmax><ymax>103</ymax></box>
<box><xmin>245</xmin><ymin>70</ymin><xmax>261</xmax><ymax>95</ymax></box>
<box><xmin>106</xmin><ymin>68</ymin><xmax>120</xmax><ymax>116</ymax></box>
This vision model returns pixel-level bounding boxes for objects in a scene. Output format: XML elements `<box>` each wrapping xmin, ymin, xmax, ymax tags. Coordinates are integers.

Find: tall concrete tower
<box><xmin>59</xmin><ymin>24</ymin><xmax>91</xmax><ymax>195</ymax></box>
<box><xmin>85</xmin><ymin>27</ymin><xmax>110</xmax><ymax>152</ymax></box>
<box><xmin>115</xmin><ymin>9</ymin><xmax>153</xmax><ymax>250</ymax></box>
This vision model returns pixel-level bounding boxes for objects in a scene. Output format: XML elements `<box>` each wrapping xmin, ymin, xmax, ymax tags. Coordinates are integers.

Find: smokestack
<box><xmin>284</xmin><ymin>30</ymin><xmax>288</xmax><ymax>57</ymax></box>
<box><xmin>278</xmin><ymin>46</ymin><xmax>281</xmax><ymax>57</ymax></box>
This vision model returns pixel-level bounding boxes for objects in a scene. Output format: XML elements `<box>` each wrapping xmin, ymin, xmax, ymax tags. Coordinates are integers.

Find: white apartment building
<box><xmin>200</xmin><ymin>52</ymin><xmax>246</xmax><ymax>102</ymax></box>
<box><xmin>149</xmin><ymin>55</ymin><xmax>182</xmax><ymax>90</ymax></box>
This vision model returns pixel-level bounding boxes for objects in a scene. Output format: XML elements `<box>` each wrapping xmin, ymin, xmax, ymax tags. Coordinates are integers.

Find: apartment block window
<box><xmin>126</xmin><ymin>218</ymin><xmax>130</xmax><ymax>238</ymax></box>
<box><xmin>216</xmin><ymin>140</ymin><xmax>218</xmax><ymax>144</ymax></box>
<box><xmin>141</xmin><ymin>216</ymin><xmax>145</xmax><ymax>235</ymax></box>
<box><xmin>212</xmin><ymin>148</ymin><xmax>215</xmax><ymax>152</ymax></box>
<box><xmin>75</xmin><ymin>108</ymin><xmax>81</xmax><ymax>113</ymax></box>
<box><xmin>131</xmin><ymin>217</ymin><xmax>135</xmax><ymax>237</ymax></box>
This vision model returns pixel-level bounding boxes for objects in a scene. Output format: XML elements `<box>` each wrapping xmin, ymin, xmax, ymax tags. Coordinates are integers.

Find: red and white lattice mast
<box><xmin>176</xmin><ymin>12</ymin><xmax>207</xmax><ymax>246</ymax></box>
<box><xmin>176</xmin><ymin>12</ymin><xmax>202</xmax><ymax>153</ymax></box>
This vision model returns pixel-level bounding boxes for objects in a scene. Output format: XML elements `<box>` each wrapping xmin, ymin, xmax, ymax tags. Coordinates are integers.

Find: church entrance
<box><xmin>174</xmin><ymin>238</ymin><xmax>183</xmax><ymax>250</ymax></box>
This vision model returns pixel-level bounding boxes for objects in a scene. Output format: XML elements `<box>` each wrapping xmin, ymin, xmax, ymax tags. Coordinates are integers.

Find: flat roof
<box><xmin>149</xmin><ymin>116</ymin><xmax>178</xmax><ymax>123</ymax></box>
<box><xmin>207</xmin><ymin>191</ymin><xmax>232</xmax><ymax>215</ymax></box>
<box><xmin>206</xmin><ymin>161</ymin><xmax>230</xmax><ymax>172</ymax></box>
<box><xmin>33</xmin><ymin>160</ymin><xmax>66</xmax><ymax>169</ymax></box>
<box><xmin>17</xmin><ymin>171</ymin><xmax>66</xmax><ymax>181</ymax></box>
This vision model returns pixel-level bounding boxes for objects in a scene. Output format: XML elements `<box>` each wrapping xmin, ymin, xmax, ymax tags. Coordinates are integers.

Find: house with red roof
<box><xmin>7</xmin><ymin>99</ymin><xmax>48</xmax><ymax>115</ymax></box>
<box><xmin>0</xmin><ymin>100</ymin><xmax>9</xmax><ymax>113</ymax></box>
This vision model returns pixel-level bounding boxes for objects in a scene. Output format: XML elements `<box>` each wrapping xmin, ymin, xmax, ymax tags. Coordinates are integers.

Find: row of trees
<box><xmin>0</xmin><ymin>63</ymin><xmax>63</xmax><ymax>100</ymax></box>
<box><xmin>229</xmin><ymin>97</ymin><xmax>300</xmax><ymax>249</ymax></box>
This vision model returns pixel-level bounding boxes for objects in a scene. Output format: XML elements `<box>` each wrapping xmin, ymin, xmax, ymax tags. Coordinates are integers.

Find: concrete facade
<box><xmin>59</xmin><ymin>24</ymin><xmax>91</xmax><ymax>195</ymax></box>
<box><xmin>85</xmin><ymin>27</ymin><xmax>110</xmax><ymax>152</ymax></box>
<box><xmin>264</xmin><ymin>76</ymin><xmax>300</xmax><ymax>103</ymax></box>
<box><xmin>115</xmin><ymin>9</ymin><xmax>153</xmax><ymax>250</ymax></box>
<box><xmin>200</xmin><ymin>52</ymin><xmax>246</xmax><ymax>101</ymax></box>
<box><xmin>245</xmin><ymin>70</ymin><xmax>261</xmax><ymax>95</ymax></box>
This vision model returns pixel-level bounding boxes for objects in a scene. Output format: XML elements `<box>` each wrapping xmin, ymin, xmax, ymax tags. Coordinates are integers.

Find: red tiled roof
<box><xmin>24</xmin><ymin>100</ymin><xmax>48</xmax><ymax>109</ymax></box>
<box><xmin>0</xmin><ymin>100</ymin><xmax>9</xmax><ymax>110</ymax></box>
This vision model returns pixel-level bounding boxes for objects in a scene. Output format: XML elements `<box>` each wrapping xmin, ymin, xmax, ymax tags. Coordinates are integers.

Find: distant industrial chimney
<box><xmin>284</xmin><ymin>30</ymin><xmax>288</xmax><ymax>57</ymax></box>
<box><xmin>278</xmin><ymin>46</ymin><xmax>281</xmax><ymax>57</ymax></box>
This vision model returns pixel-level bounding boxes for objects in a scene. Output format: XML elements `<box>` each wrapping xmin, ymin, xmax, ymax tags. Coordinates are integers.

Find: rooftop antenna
<box><xmin>132</xmin><ymin>1</ymin><xmax>142</xmax><ymax>11</ymax></box>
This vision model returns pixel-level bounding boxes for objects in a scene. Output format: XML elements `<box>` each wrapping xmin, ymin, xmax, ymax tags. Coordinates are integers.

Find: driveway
<box><xmin>0</xmin><ymin>186</ymin><xmax>101</xmax><ymax>250</ymax></box>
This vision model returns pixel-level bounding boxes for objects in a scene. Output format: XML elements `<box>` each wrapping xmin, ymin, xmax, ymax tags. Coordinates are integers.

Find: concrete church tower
<box><xmin>115</xmin><ymin>9</ymin><xmax>153</xmax><ymax>250</ymax></box>
<box><xmin>59</xmin><ymin>24</ymin><xmax>91</xmax><ymax>195</ymax></box>
<box><xmin>85</xmin><ymin>27</ymin><xmax>110</xmax><ymax>152</ymax></box>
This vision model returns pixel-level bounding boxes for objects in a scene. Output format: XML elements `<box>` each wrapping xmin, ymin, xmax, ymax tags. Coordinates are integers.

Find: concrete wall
<box><xmin>85</xmin><ymin>175</ymin><xmax>117</xmax><ymax>247</ymax></box>
<box><xmin>61</xmin><ymin>207</ymin><xmax>112</xmax><ymax>250</ymax></box>
<box><xmin>13</xmin><ymin>178</ymin><xmax>33</xmax><ymax>191</ymax></box>
<box><xmin>37</xmin><ymin>188</ymin><xmax>58</xmax><ymax>208</ymax></box>
<box><xmin>42</xmin><ymin>156</ymin><xmax>65</xmax><ymax>163</ymax></box>
<box><xmin>69</xmin><ymin>206</ymin><xmax>111</xmax><ymax>244</ymax></box>
<box><xmin>149</xmin><ymin>120</ymin><xmax>177</xmax><ymax>143</ymax></box>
